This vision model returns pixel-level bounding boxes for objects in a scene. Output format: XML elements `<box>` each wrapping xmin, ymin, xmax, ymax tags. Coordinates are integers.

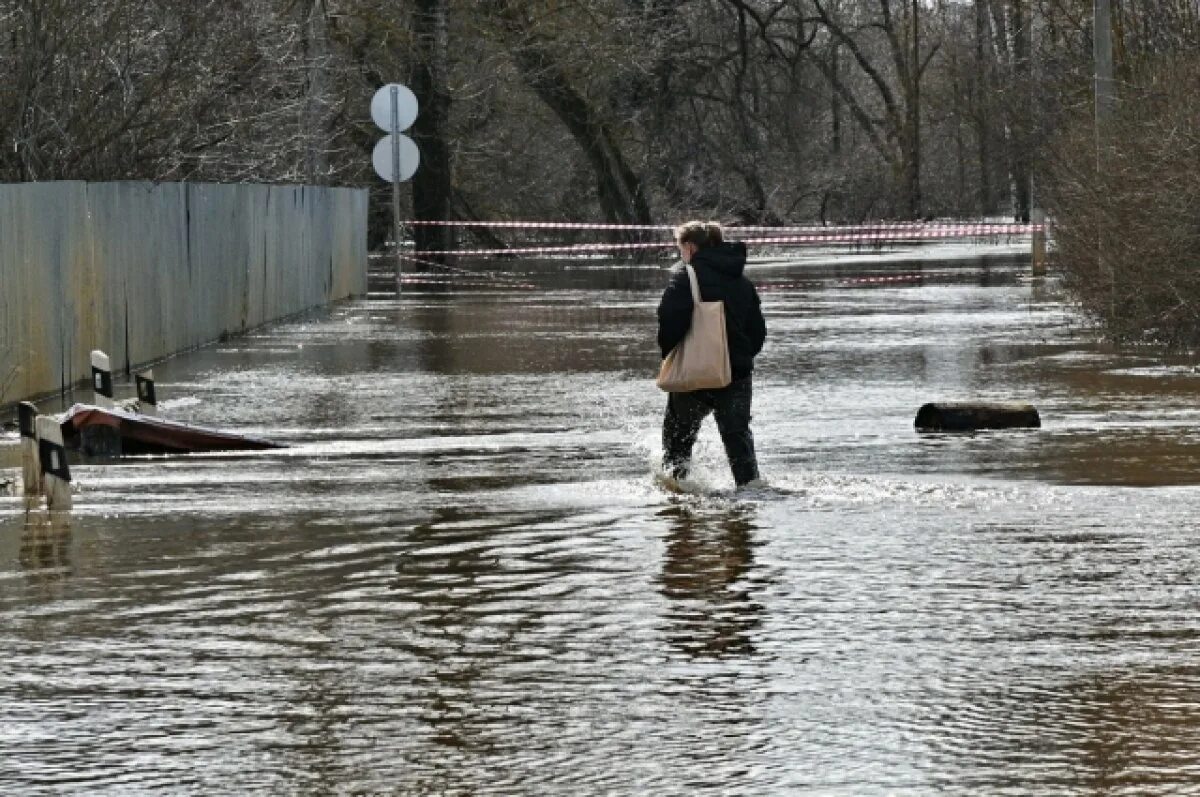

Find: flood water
<box><xmin>4</xmin><ymin>248</ymin><xmax>1200</xmax><ymax>794</ymax></box>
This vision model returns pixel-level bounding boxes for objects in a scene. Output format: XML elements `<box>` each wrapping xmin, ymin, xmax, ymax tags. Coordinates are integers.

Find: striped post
<box><xmin>18</xmin><ymin>402</ymin><xmax>41</xmax><ymax>497</ymax></box>
<box><xmin>91</xmin><ymin>350</ymin><xmax>114</xmax><ymax>409</ymax></box>
<box><xmin>85</xmin><ymin>349</ymin><xmax>121</xmax><ymax>455</ymax></box>
<box><xmin>136</xmin><ymin>369</ymin><xmax>158</xmax><ymax>416</ymax></box>
<box><xmin>35</xmin><ymin>415</ymin><xmax>72</xmax><ymax>511</ymax></box>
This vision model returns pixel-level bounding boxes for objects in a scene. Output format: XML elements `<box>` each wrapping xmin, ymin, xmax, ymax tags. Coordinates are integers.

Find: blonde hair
<box><xmin>674</xmin><ymin>220</ymin><xmax>724</xmax><ymax>249</ymax></box>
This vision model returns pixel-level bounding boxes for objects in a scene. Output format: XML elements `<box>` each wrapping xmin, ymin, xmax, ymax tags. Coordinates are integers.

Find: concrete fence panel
<box><xmin>0</xmin><ymin>180</ymin><xmax>367</xmax><ymax>405</ymax></box>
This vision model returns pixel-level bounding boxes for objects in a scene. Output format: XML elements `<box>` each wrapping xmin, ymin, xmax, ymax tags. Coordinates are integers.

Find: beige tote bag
<box><xmin>656</xmin><ymin>264</ymin><xmax>732</xmax><ymax>392</ymax></box>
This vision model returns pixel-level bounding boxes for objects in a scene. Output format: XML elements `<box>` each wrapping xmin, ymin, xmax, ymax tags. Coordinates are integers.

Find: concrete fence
<box><xmin>0</xmin><ymin>181</ymin><xmax>367</xmax><ymax>404</ymax></box>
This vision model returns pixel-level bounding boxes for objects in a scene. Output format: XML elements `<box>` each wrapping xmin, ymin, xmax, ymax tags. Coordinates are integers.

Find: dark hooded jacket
<box><xmin>657</xmin><ymin>241</ymin><xmax>766</xmax><ymax>381</ymax></box>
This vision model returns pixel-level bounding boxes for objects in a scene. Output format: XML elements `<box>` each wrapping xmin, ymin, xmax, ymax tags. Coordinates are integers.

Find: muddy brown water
<box><xmin>3</xmin><ymin>250</ymin><xmax>1200</xmax><ymax>794</ymax></box>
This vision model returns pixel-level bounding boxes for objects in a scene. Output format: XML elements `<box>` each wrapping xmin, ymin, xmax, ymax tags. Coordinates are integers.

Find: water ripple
<box><xmin>5</xmin><ymin>259</ymin><xmax>1200</xmax><ymax>793</ymax></box>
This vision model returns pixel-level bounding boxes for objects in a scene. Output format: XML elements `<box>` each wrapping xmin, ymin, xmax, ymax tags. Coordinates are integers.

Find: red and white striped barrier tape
<box><xmin>758</xmin><ymin>274</ymin><xmax>927</xmax><ymax>291</ymax></box>
<box><xmin>744</xmin><ymin>224</ymin><xmax>1041</xmax><ymax>246</ymax></box>
<box><xmin>391</xmin><ymin>252</ymin><xmax>539</xmax><ymax>288</ymax></box>
<box><xmin>406</xmin><ymin>220</ymin><xmax>672</xmax><ymax>231</ymax></box>
<box><xmin>399</xmin><ymin>276</ymin><xmax>537</xmax><ymax>289</ymax></box>
<box><xmin>403</xmin><ymin>219</ymin><xmax>1044</xmax><ymax>234</ymax></box>
<box><xmin>757</xmin><ymin>280</ymin><xmax>823</xmax><ymax>291</ymax></box>
<box><xmin>409</xmin><ymin>242</ymin><xmax>677</xmax><ymax>257</ymax></box>
<box><xmin>405</xmin><ymin>223</ymin><xmax>1044</xmax><ymax>258</ymax></box>
<box><xmin>838</xmin><ymin>273</ymin><xmax>925</xmax><ymax>285</ymax></box>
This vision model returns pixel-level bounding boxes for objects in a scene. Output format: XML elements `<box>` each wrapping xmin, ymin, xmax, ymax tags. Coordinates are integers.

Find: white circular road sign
<box><xmin>372</xmin><ymin>134</ymin><xmax>420</xmax><ymax>182</ymax></box>
<box><xmin>371</xmin><ymin>84</ymin><xmax>418</xmax><ymax>133</ymax></box>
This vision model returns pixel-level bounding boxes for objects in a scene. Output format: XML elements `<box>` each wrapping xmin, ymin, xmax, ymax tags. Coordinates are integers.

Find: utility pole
<box><xmin>910</xmin><ymin>0</ymin><xmax>921</xmax><ymax>219</ymax></box>
<box><xmin>1094</xmin><ymin>0</ymin><xmax>1115</xmax><ymax>131</ymax></box>
<box><xmin>370</xmin><ymin>84</ymin><xmax>420</xmax><ymax>297</ymax></box>
<box><xmin>1094</xmin><ymin>0</ymin><xmax>1116</xmax><ymax>325</ymax></box>
<box><xmin>390</xmin><ymin>86</ymin><xmax>403</xmax><ymax>295</ymax></box>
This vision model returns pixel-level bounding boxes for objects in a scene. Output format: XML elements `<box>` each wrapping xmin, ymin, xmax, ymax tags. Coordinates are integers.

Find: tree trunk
<box><xmin>490</xmin><ymin>4</ymin><xmax>652</xmax><ymax>231</ymax></box>
<box><xmin>831</xmin><ymin>43</ymin><xmax>842</xmax><ymax>156</ymax></box>
<box><xmin>411</xmin><ymin>0</ymin><xmax>455</xmax><ymax>258</ymax></box>
<box><xmin>905</xmin><ymin>0</ymin><xmax>922</xmax><ymax>218</ymax></box>
<box><xmin>953</xmin><ymin>67</ymin><xmax>967</xmax><ymax>212</ymax></box>
<box><xmin>974</xmin><ymin>0</ymin><xmax>994</xmax><ymax>215</ymax></box>
<box><xmin>1007</xmin><ymin>0</ymin><xmax>1032</xmax><ymax>221</ymax></box>
<box><xmin>509</xmin><ymin>48</ymin><xmax>652</xmax><ymax>229</ymax></box>
<box><xmin>810</xmin><ymin>0</ymin><xmax>922</xmax><ymax>219</ymax></box>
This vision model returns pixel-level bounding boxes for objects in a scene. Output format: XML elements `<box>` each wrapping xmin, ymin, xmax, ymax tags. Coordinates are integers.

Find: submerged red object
<box><xmin>60</xmin><ymin>404</ymin><xmax>283</xmax><ymax>455</ymax></box>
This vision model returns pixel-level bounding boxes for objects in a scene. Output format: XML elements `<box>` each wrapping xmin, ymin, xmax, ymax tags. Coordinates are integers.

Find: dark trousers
<box><xmin>662</xmin><ymin>376</ymin><xmax>759</xmax><ymax>486</ymax></box>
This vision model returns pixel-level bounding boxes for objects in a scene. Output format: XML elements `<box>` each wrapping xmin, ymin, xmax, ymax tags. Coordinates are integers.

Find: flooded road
<box><xmin>4</xmin><ymin>250</ymin><xmax>1200</xmax><ymax>794</ymax></box>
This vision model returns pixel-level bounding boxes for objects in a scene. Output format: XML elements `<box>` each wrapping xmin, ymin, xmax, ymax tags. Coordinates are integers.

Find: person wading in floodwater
<box><xmin>657</xmin><ymin>221</ymin><xmax>767</xmax><ymax>488</ymax></box>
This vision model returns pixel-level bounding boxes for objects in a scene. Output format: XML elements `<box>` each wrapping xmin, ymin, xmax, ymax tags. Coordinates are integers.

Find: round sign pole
<box><xmin>390</xmin><ymin>85</ymin><xmax>403</xmax><ymax>295</ymax></box>
<box><xmin>370</xmin><ymin>83</ymin><xmax>419</xmax><ymax>297</ymax></box>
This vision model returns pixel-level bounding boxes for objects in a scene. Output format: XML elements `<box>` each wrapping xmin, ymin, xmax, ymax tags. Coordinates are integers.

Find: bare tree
<box><xmin>410</xmin><ymin>0</ymin><xmax>454</xmax><ymax>257</ymax></box>
<box><xmin>0</xmin><ymin>0</ymin><xmax>357</xmax><ymax>184</ymax></box>
<box><xmin>482</xmin><ymin>1</ymin><xmax>653</xmax><ymax>230</ymax></box>
<box><xmin>1042</xmin><ymin>0</ymin><xmax>1200</xmax><ymax>345</ymax></box>
<box><xmin>804</xmin><ymin>0</ymin><xmax>940</xmax><ymax>217</ymax></box>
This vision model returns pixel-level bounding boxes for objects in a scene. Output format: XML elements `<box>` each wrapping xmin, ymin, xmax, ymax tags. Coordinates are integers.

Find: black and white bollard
<box><xmin>136</xmin><ymin>369</ymin><xmax>158</xmax><ymax>416</ymax></box>
<box><xmin>91</xmin><ymin>350</ymin><xmax>114</xmax><ymax>409</ymax></box>
<box><xmin>35</xmin><ymin>415</ymin><xmax>72</xmax><ymax>511</ymax></box>
<box><xmin>84</xmin><ymin>349</ymin><xmax>122</xmax><ymax>454</ymax></box>
<box><xmin>18</xmin><ymin>402</ymin><xmax>41</xmax><ymax>497</ymax></box>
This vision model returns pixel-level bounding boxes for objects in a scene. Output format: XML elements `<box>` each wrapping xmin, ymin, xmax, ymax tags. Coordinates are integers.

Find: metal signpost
<box><xmin>370</xmin><ymin>83</ymin><xmax>420</xmax><ymax>294</ymax></box>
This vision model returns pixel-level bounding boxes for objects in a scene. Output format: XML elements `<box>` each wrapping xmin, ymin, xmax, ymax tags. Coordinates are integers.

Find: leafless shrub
<box><xmin>1044</xmin><ymin>56</ymin><xmax>1200</xmax><ymax>347</ymax></box>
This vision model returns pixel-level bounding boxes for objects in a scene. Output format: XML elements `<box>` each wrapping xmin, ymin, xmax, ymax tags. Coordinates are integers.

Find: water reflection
<box><xmin>920</xmin><ymin>665</ymin><xmax>1200</xmax><ymax>791</ymax></box>
<box><xmin>18</xmin><ymin>506</ymin><xmax>71</xmax><ymax>582</ymax></box>
<box><xmin>7</xmin><ymin>253</ymin><xmax>1200</xmax><ymax>793</ymax></box>
<box><xmin>391</xmin><ymin>505</ymin><xmax>539</xmax><ymax>760</ymax></box>
<box><xmin>657</xmin><ymin>502</ymin><xmax>764</xmax><ymax>658</ymax></box>
<box><xmin>1068</xmin><ymin>671</ymin><xmax>1200</xmax><ymax>790</ymax></box>
<box><xmin>272</xmin><ymin>623</ymin><xmax>345</xmax><ymax>796</ymax></box>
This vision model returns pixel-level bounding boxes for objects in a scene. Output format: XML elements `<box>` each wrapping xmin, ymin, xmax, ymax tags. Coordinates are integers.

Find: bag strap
<box><xmin>684</xmin><ymin>263</ymin><xmax>701</xmax><ymax>303</ymax></box>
